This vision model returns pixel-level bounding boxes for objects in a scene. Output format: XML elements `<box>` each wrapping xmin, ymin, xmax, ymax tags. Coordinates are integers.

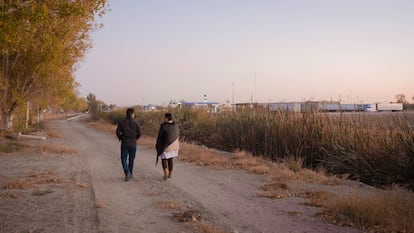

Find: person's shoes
<box><xmin>163</xmin><ymin>168</ymin><xmax>168</xmax><ymax>180</ymax></box>
<box><xmin>129</xmin><ymin>173</ymin><xmax>133</xmax><ymax>180</ymax></box>
<box><xmin>124</xmin><ymin>173</ymin><xmax>129</xmax><ymax>182</ymax></box>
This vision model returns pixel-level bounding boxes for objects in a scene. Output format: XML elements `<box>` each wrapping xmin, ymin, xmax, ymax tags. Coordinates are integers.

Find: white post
<box><xmin>37</xmin><ymin>107</ymin><xmax>41</xmax><ymax>124</ymax></box>
<box><xmin>25</xmin><ymin>101</ymin><xmax>30</xmax><ymax>128</ymax></box>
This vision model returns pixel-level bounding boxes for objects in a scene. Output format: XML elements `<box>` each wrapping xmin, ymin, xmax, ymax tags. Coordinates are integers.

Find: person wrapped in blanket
<box><xmin>156</xmin><ymin>113</ymin><xmax>180</xmax><ymax>180</ymax></box>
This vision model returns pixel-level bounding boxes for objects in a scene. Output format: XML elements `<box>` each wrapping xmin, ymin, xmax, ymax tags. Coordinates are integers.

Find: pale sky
<box><xmin>75</xmin><ymin>0</ymin><xmax>414</xmax><ymax>106</ymax></box>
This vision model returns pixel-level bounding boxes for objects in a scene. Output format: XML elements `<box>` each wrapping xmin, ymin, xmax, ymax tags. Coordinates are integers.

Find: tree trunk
<box><xmin>1</xmin><ymin>111</ymin><xmax>14</xmax><ymax>132</ymax></box>
<box><xmin>1</xmin><ymin>100</ymin><xmax>17</xmax><ymax>132</ymax></box>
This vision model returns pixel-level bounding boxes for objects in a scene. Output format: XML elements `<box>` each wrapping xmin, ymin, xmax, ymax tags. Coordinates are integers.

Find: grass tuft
<box><xmin>32</xmin><ymin>144</ymin><xmax>77</xmax><ymax>154</ymax></box>
<box><xmin>283</xmin><ymin>155</ymin><xmax>304</xmax><ymax>172</ymax></box>
<box><xmin>156</xmin><ymin>200</ymin><xmax>183</xmax><ymax>210</ymax></box>
<box><xmin>3</xmin><ymin>172</ymin><xmax>61</xmax><ymax>190</ymax></box>
<box><xmin>322</xmin><ymin>187</ymin><xmax>414</xmax><ymax>232</ymax></box>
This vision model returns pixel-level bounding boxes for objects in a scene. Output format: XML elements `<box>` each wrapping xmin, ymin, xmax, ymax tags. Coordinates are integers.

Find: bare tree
<box><xmin>395</xmin><ymin>94</ymin><xmax>408</xmax><ymax>104</ymax></box>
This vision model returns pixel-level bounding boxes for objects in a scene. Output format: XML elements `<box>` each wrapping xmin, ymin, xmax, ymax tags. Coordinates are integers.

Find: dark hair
<box><xmin>165</xmin><ymin>112</ymin><xmax>173</xmax><ymax>121</ymax></box>
<box><xmin>126</xmin><ymin>108</ymin><xmax>135</xmax><ymax>118</ymax></box>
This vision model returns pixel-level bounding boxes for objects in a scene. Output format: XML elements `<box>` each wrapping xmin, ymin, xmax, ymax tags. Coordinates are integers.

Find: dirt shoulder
<box><xmin>0</xmin><ymin>119</ymin><xmax>362</xmax><ymax>233</ymax></box>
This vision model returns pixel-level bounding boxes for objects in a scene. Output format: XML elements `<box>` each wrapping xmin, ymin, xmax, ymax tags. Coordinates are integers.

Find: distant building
<box><xmin>177</xmin><ymin>101</ymin><xmax>220</xmax><ymax>112</ymax></box>
<box><xmin>143</xmin><ymin>104</ymin><xmax>158</xmax><ymax>111</ymax></box>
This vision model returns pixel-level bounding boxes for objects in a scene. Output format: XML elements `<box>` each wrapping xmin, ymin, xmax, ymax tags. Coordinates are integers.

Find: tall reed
<box><xmin>101</xmin><ymin>109</ymin><xmax>414</xmax><ymax>188</ymax></box>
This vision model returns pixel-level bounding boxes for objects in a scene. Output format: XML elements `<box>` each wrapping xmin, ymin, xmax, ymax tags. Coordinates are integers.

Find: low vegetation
<box><xmin>0</xmin><ymin>141</ymin><xmax>24</xmax><ymax>154</ymax></box>
<box><xmin>315</xmin><ymin>188</ymin><xmax>414</xmax><ymax>232</ymax></box>
<box><xmin>31</xmin><ymin>144</ymin><xmax>77</xmax><ymax>154</ymax></box>
<box><xmin>101</xmin><ymin>108</ymin><xmax>414</xmax><ymax>190</ymax></box>
<box><xmin>2</xmin><ymin>171</ymin><xmax>61</xmax><ymax>190</ymax></box>
<box><xmin>93</xmin><ymin>110</ymin><xmax>414</xmax><ymax>232</ymax></box>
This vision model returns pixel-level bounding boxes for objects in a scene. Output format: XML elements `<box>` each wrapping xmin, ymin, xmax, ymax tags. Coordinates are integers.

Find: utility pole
<box><xmin>254</xmin><ymin>72</ymin><xmax>257</xmax><ymax>103</ymax></box>
<box><xmin>232</xmin><ymin>82</ymin><xmax>235</xmax><ymax>110</ymax></box>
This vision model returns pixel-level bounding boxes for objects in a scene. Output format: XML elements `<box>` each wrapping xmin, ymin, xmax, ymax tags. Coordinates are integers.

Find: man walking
<box><xmin>116</xmin><ymin>108</ymin><xmax>141</xmax><ymax>182</ymax></box>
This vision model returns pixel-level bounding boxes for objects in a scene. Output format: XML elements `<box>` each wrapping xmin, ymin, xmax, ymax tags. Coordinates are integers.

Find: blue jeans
<box><xmin>120</xmin><ymin>145</ymin><xmax>136</xmax><ymax>175</ymax></box>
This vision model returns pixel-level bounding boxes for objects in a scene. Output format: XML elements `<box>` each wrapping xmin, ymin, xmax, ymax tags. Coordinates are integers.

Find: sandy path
<box><xmin>0</xmin><ymin>119</ymin><xmax>362</xmax><ymax>233</ymax></box>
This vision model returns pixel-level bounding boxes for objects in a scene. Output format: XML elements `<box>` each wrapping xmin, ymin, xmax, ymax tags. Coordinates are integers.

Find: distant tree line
<box><xmin>395</xmin><ymin>94</ymin><xmax>414</xmax><ymax>110</ymax></box>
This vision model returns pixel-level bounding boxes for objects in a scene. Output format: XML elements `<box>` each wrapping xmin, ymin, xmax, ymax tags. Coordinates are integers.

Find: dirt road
<box><xmin>0</xmin><ymin>119</ymin><xmax>361</xmax><ymax>233</ymax></box>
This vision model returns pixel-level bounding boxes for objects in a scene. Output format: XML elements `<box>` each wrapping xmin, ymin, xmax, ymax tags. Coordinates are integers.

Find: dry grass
<box><xmin>319</xmin><ymin>188</ymin><xmax>414</xmax><ymax>232</ymax></box>
<box><xmin>87</xmin><ymin>119</ymin><xmax>116</xmax><ymax>134</ymax></box>
<box><xmin>154</xmin><ymin>198</ymin><xmax>228</xmax><ymax>233</ymax></box>
<box><xmin>283</xmin><ymin>155</ymin><xmax>304</xmax><ymax>173</ymax></box>
<box><xmin>137</xmin><ymin>135</ymin><xmax>156</xmax><ymax>148</ymax></box>
<box><xmin>175</xmin><ymin>210</ymin><xmax>230</xmax><ymax>233</ymax></box>
<box><xmin>85</xmin><ymin>118</ymin><xmax>414</xmax><ymax>232</ymax></box>
<box><xmin>46</xmin><ymin>128</ymin><xmax>62</xmax><ymax>138</ymax></box>
<box><xmin>263</xmin><ymin>160</ymin><xmax>340</xmax><ymax>187</ymax></box>
<box><xmin>76</xmin><ymin>182</ymin><xmax>89</xmax><ymax>188</ymax></box>
<box><xmin>31</xmin><ymin>144</ymin><xmax>77</xmax><ymax>154</ymax></box>
<box><xmin>179</xmin><ymin>143</ymin><xmax>230</xmax><ymax>168</ymax></box>
<box><xmin>180</xmin><ymin>144</ymin><xmax>271</xmax><ymax>175</ymax></box>
<box><xmin>183</xmin><ymin>137</ymin><xmax>414</xmax><ymax>233</ymax></box>
<box><xmin>300</xmin><ymin>191</ymin><xmax>333</xmax><ymax>207</ymax></box>
<box><xmin>288</xmin><ymin>211</ymin><xmax>303</xmax><ymax>217</ymax></box>
<box><xmin>258</xmin><ymin>182</ymin><xmax>292</xmax><ymax>199</ymax></box>
<box><xmin>0</xmin><ymin>141</ymin><xmax>76</xmax><ymax>155</ymax></box>
<box><xmin>230</xmin><ymin>151</ymin><xmax>271</xmax><ymax>174</ymax></box>
<box><xmin>174</xmin><ymin>210</ymin><xmax>203</xmax><ymax>222</ymax></box>
<box><xmin>43</xmin><ymin>124</ymin><xmax>62</xmax><ymax>138</ymax></box>
<box><xmin>156</xmin><ymin>200</ymin><xmax>183</xmax><ymax>210</ymax></box>
<box><xmin>3</xmin><ymin>172</ymin><xmax>61</xmax><ymax>190</ymax></box>
<box><xmin>258</xmin><ymin>189</ymin><xmax>292</xmax><ymax>199</ymax></box>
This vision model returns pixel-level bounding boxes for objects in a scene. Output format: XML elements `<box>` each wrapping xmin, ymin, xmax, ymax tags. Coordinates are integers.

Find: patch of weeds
<box><xmin>261</xmin><ymin>182</ymin><xmax>288</xmax><ymax>191</ymax></box>
<box><xmin>321</xmin><ymin>188</ymin><xmax>414</xmax><ymax>233</ymax></box>
<box><xmin>3</xmin><ymin>172</ymin><xmax>61</xmax><ymax>190</ymax></box>
<box><xmin>288</xmin><ymin>211</ymin><xmax>302</xmax><ymax>217</ymax></box>
<box><xmin>299</xmin><ymin>191</ymin><xmax>331</xmax><ymax>208</ymax></box>
<box><xmin>0</xmin><ymin>142</ymin><xmax>25</xmax><ymax>154</ymax></box>
<box><xmin>174</xmin><ymin>210</ymin><xmax>203</xmax><ymax>223</ymax></box>
<box><xmin>156</xmin><ymin>200</ymin><xmax>183</xmax><ymax>210</ymax></box>
<box><xmin>32</xmin><ymin>144</ymin><xmax>77</xmax><ymax>154</ymax></box>
<box><xmin>258</xmin><ymin>190</ymin><xmax>290</xmax><ymax>199</ymax></box>
<box><xmin>172</xmin><ymin>207</ymin><xmax>229</xmax><ymax>232</ymax></box>
<box><xmin>76</xmin><ymin>182</ymin><xmax>89</xmax><ymax>188</ymax></box>
<box><xmin>283</xmin><ymin>156</ymin><xmax>304</xmax><ymax>172</ymax></box>
<box><xmin>258</xmin><ymin>182</ymin><xmax>291</xmax><ymax>199</ymax></box>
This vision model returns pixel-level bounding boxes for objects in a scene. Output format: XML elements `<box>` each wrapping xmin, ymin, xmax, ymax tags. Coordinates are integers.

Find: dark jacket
<box><xmin>156</xmin><ymin>121</ymin><xmax>179</xmax><ymax>155</ymax></box>
<box><xmin>116</xmin><ymin>117</ymin><xmax>141</xmax><ymax>146</ymax></box>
